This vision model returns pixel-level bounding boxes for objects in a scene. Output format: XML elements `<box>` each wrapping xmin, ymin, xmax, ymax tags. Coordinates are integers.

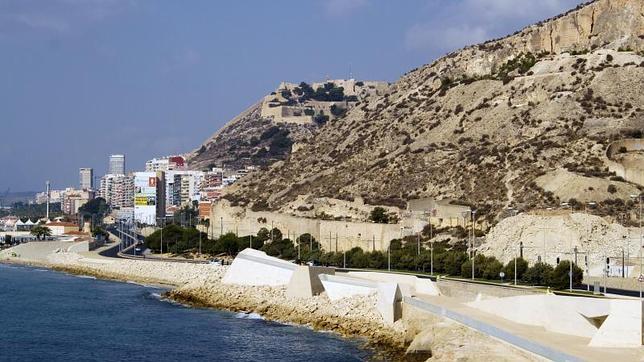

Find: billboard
<box><xmin>134</xmin><ymin>172</ymin><xmax>158</xmax><ymax>225</ymax></box>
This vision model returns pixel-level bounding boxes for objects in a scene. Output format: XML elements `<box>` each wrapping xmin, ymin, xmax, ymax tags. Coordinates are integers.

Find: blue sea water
<box><xmin>0</xmin><ymin>264</ymin><xmax>371</xmax><ymax>361</ymax></box>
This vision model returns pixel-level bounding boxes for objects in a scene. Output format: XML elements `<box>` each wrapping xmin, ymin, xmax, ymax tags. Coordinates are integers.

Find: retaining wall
<box><xmin>436</xmin><ymin>278</ymin><xmax>543</xmax><ymax>301</ymax></box>
<box><xmin>210</xmin><ymin>200</ymin><xmax>403</xmax><ymax>252</ymax></box>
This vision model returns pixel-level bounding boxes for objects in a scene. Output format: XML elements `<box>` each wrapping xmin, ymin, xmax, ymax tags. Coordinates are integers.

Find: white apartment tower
<box><xmin>79</xmin><ymin>168</ymin><xmax>93</xmax><ymax>190</ymax></box>
<box><xmin>109</xmin><ymin>154</ymin><xmax>125</xmax><ymax>175</ymax></box>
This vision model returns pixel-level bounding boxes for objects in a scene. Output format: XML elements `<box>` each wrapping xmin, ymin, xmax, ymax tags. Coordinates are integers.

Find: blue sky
<box><xmin>0</xmin><ymin>0</ymin><xmax>584</xmax><ymax>192</ymax></box>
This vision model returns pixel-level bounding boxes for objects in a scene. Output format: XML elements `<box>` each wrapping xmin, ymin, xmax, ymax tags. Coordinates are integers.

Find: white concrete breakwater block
<box><xmin>222</xmin><ymin>249</ymin><xmax>297</xmax><ymax>286</ymax></box>
<box><xmin>319</xmin><ymin>274</ymin><xmax>402</xmax><ymax>324</ymax></box>
<box><xmin>286</xmin><ymin>265</ymin><xmax>335</xmax><ymax>299</ymax></box>
<box><xmin>346</xmin><ymin>271</ymin><xmax>440</xmax><ymax>297</ymax></box>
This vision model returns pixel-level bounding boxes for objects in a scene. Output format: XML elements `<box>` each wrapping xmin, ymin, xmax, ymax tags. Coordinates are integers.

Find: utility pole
<box><xmin>220</xmin><ymin>217</ymin><xmax>223</xmax><ymax>237</ymax></box>
<box><xmin>45</xmin><ymin>181</ymin><xmax>50</xmax><ymax>220</ymax></box>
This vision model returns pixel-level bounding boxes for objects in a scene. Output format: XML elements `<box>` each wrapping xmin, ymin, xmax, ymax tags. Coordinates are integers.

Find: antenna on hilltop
<box><xmin>349</xmin><ymin>62</ymin><xmax>353</xmax><ymax>80</ymax></box>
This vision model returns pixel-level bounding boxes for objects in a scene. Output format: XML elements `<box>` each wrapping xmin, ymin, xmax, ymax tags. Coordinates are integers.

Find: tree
<box><xmin>215</xmin><ymin>232</ymin><xmax>240</xmax><ymax>255</ymax></box>
<box><xmin>443</xmin><ymin>251</ymin><xmax>467</xmax><ymax>276</ymax></box>
<box><xmin>370</xmin><ymin>207</ymin><xmax>390</xmax><ymax>224</ymax></box>
<box><xmin>503</xmin><ymin>258</ymin><xmax>529</xmax><ymax>281</ymax></box>
<box><xmin>522</xmin><ymin>262</ymin><xmax>554</xmax><ymax>286</ymax></box>
<box><xmin>78</xmin><ymin>197</ymin><xmax>109</xmax><ymax>221</ymax></box>
<box><xmin>482</xmin><ymin>257</ymin><xmax>503</xmax><ymax>280</ymax></box>
<box><xmin>550</xmin><ymin>260</ymin><xmax>584</xmax><ymax>289</ymax></box>
<box><xmin>30</xmin><ymin>226</ymin><xmax>52</xmax><ymax>240</ymax></box>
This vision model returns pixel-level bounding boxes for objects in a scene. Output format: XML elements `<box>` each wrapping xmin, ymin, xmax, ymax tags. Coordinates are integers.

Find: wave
<box><xmin>76</xmin><ymin>275</ymin><xmax>97</xmax><ymax>280</ymax></box>
<box><xmin>234</xmin><ymin>312</ymin><xmax>264</xmax><ymax>320</ymax></box>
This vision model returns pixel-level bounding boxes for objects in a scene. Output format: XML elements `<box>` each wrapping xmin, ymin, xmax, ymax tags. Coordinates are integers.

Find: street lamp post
<box><xmin>471</xmin><ymin>210</ymin><xmax>477</xmax><ymax>280</ymax></box>
<box><xmin>430</xmin><ymin>240</ymin><xmax>434</xmax><ymax>276</ymax></box>
<box><xmin>630</xmin><ymin>194</ymin><xmax>642</xmax><ymax>299</ymax></box>
<box><xmin>561</xmin><ymin>202</ymin><xmax>573</xmax><ymax>291</ymax></box>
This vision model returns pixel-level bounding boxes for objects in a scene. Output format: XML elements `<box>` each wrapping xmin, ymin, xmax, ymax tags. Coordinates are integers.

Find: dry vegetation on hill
<box><xmin>223</xmin><ymin>0</ymin><xmax>643</xmax><ymax>222</ymax></box>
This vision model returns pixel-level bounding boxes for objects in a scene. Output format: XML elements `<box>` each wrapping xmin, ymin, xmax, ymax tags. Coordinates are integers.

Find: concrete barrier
<box><xmin>318</xmin><ymin>274</ymin><xmax>377</xmax><ymax>300</ymax></box>
<box><xmin>346</xmin><ymin>271</ymin><xmax>440</xmax><ymax>297</ymax></box>
<box><xmin>222</xmin><ymin>249</ymin><xmax>296</xmax><ymax>286</ymax></box>
<box><xmin>286</xmin><ymin>266</ymin><xmax>335</xmax><ymax>299</ymax></box>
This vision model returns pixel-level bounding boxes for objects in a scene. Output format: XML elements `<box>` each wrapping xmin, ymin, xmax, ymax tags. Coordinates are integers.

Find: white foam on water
<box><xmin>76</xmin><ymin>275</ymin><xmax>97</xmax><ymax>280</ymax></box>
<box><xmin>234</xmin><ymin>312</ymin><xmax>264</xmax><ymax>320</ymax></box>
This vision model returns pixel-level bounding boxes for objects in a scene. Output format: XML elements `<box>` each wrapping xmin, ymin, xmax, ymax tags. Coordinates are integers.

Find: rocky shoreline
<box><xmin>0</xmin><ymin>253</ymin><xmax>410</xmax><ymax>359</ymax></box>
<box><xmin>0</xmin><ymin>245</ymin><xmax>544</xmax><ymax>361</ymax></box>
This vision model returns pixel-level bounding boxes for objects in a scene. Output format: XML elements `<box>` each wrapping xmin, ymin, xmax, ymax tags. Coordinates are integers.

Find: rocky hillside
<box><xmin>186</xmin><ymin>80</ymin><xmax>387</xmax><ymax>171</ymax></box>
<box><xmin>225</xmin><ymin>0</ymin><xmax>644</xmax><ymax>222</ymax></box>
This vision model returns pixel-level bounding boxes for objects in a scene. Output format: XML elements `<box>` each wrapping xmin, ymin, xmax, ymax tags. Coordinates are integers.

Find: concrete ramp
<box><xmin>589</xmin><ymin>299</ymin><xmax>642</xmax><ymax>348</ymax></box>
<box><xmin>222</xmin><ymin>248</ymin><xmax>297</xmax><ymax>286</ymax></box>
<box><xmin>346</xmin><ymin>271</ymin><xmax>440</xmax><ymax>297</ymax></box>
<box><xmin>468</xmin><ymin>295</ymin><xmax>602</xmax><ymax>338</ymax></box>
<box><xmin>469</xmin><ymin>294</ymin><xmax>643</xmax><ymax>348</ymax></box>
<box><xmin>286</xmin><ymin>266</ymin><xmax>334</xmax><ymax>299</ymax></box>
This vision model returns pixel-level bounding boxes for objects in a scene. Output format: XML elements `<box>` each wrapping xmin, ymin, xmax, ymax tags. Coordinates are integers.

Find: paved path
<box><xmin>411</xmin><ymin>294</ymin><xmax>643</xmax><ymax>361</ymax></box>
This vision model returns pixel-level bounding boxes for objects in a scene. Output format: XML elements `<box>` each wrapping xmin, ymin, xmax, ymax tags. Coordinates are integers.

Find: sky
<box><xmin>0</xmin><ymin>0</ymin><xmax>585</xmax><ymax>192</ymax></box>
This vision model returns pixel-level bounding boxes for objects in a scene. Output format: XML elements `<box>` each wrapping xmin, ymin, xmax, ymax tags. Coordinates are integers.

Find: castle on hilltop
<box><xmin>260</xmin><ymin>79</ymin><xmax>388</xmax><ymax>124</ymax></box>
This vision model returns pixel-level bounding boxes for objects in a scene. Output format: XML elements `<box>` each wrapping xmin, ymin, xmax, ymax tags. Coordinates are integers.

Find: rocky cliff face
<box><xmin>224</xmin><ymin>0</ymin><xmax>644</xmax><ymax>222</ymax></box>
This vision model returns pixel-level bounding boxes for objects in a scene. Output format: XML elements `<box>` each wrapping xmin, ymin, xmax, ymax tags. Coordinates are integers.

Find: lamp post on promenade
<box><xmin>630</xmin><ymin>194</ymin><xmax>642</xmax><ymax>299</ymax></box>
<box><xmin>562</xmin><ymin>202</ymin><xmax>574</xmax><ymax>291</ymax></box>
<box><xmin>471</xmin><ymin>210</ymin><xmax>477</xmax><ymax>280</ymax></box>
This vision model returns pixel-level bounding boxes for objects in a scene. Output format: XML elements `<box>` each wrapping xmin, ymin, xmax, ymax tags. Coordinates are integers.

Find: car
<box><xmin>209</xmin><ymin>259</ymin><xmax>222</xmax><ymax>266</ymax></box>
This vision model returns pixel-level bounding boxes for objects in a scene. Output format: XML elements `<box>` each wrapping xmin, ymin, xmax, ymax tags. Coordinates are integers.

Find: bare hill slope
<box><xmin>224</xmin><ymin>0</ymin><xmax>644</xmax><ymax>222</ymax></box>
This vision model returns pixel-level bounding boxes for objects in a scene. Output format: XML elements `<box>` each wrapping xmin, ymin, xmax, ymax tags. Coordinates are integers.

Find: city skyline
<box><xmin>1</xmin><ymin>0</ymin><xmax>585</xmax><ymax>191</ymax></box>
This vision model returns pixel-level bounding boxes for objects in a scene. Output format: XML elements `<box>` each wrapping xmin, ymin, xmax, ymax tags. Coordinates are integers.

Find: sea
<box><xmin>0</xmin><ymin>264</ymin><xmax>371</xmax><ymax>361</ymax></box>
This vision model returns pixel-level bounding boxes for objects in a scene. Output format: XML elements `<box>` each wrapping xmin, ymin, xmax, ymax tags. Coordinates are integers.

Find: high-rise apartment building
<box><xmin>62</xmin><ymin>188</ymin><xmax>95</xmax><ymax>215</ymax></box>
<box><xmin>109</xmin><ymin>154</ymin><xmax>125</xmax><ymax>175</ymax></box>
<box><xmin>145</xmin><ymin>155</ymin><xmax>186</xmax><ymax>172</ymax></box>
<box><xmin>79</xmin><ymin>168</ymin><xmax>93</xmax><ymax>190</ymax></box>
<box><xmin>99</xmin><ymin>174</ymin><xmax>134</xmax><ymax>209</ymax></box>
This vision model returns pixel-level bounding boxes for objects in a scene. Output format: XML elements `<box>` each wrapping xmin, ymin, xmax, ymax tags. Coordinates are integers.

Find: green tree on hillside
<box><xmin>369</xmin><ymin>207</ymin><xmax>390</xmax><ymax>223</ymax></box>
